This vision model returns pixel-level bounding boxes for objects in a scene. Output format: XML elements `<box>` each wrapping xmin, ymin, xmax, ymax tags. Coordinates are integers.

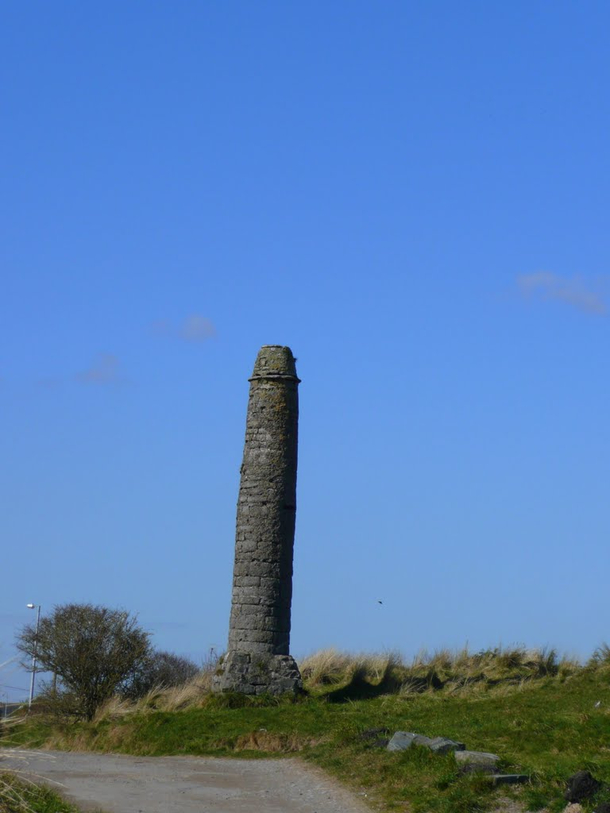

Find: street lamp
<box><xmin>26</xmin><ymin>603</ymin><xmax>41</xmax><ymax>710</ymax></box>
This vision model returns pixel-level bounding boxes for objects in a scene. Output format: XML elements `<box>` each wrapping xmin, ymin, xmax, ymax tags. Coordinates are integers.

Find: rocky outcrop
<box><xmin>564</xmin><ymin>771</ymin><xmax>602</xmax><ymax>803</ymax></box>
<box><xmin>386</xmin><ymin>730</ymin><xmax>528</xmax><ymax>785</ymax></box>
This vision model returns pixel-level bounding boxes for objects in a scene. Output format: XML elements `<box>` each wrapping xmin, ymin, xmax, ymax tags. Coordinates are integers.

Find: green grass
<box><xmin>0</xmin><ymin>773</ymin><xmax>82</xmax><ymax>813</ymax></box>
<box><xmin>4</xmin><ymin>665</ymin><xmax>610</xmax><ymax>813</ymax></box>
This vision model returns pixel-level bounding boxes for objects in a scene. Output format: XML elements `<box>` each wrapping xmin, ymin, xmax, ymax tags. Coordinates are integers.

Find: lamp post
<box><xmin>26</xmin><ymin>603</ymin><xmax>41</xmax><ymax>710</ymax></box>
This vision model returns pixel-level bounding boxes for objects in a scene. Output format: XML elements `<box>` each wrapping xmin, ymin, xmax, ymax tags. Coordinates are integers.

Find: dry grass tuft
<box><xmin>1</xmin><ymin>772</ymin><xmax>35</xmax><ymax>813</ymax></box>
<box><xmin>233</xmin><ymin>730</ymin><xmax>324</xmax><ymax>752</ymax></box>
<box><xmin>94</xmin><ymin>664</ymin><xmax>216</xmax><ymax>718</ymax></box>
<box><xmin>14</xmin><ymin>644</ymin><xmax>586</xmax><ymax>734</ymax></box>
<box><xmin>299</xmin><ymin>648</ymin><xmax>356</xmax><ymax>685</ymax></box>
<box><xmin>300</xmin><ymin>648</ymin><xmax>401</xmax><ymax>689</ymax></box>
<box><xmin>1</xmin><ymin>755</ymin><xmax>80</xmax><ymax>812</ymax></box>
<box><xmin>152</xmin><ymin>674</ymin><xmax>212</xmax><ymax>711</ymax></box>
<box><xmin>93</xmin><ymin>695</ymin><xmax>135</xmax><ymax>722</ymax></box>
<box><xmin>588</xmin><ymin>642</ymin><xmax>610</xmax><ymax>672</ymax></box>
<box><xmin>45</xmin><ymin>730</ymin><xmax>98</xmax><ymax>752</ymax></box>
<box><xmin>299</xmin><ymin>645</ymin><xmax>581</xmax><ymax>697</ymax></box>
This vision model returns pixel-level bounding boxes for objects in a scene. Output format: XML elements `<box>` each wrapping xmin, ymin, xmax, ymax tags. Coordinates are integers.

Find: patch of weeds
<box><xmin>434</xmin><ymin>766</ymin><xmax>460</xmax><ymax>790</ymax></box>
<box><xmin>429</xmin><ymin>776</ymin><xmax>494</xmax><ymax>813</ymax></box>
<box><xmin>1</xmin><ymin>772</ymin><xmax>83</xmax><ymax>813</ymax></box>
<box><xmin>202</xmin><ymin>691</ymin><xmax>303</xmax><ymax>710</ymax></box>
<box><xmin>591</xmin><ymin>782</ymin><xmax>610</xmax><ymax>812</ymax></box>
<box><xmin>202</xmin><ymin>692</ymin><xmax>282</xmax><ymax>710</ymax></box>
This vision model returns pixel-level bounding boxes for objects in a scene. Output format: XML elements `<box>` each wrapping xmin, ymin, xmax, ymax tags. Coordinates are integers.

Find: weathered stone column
<box><xmin>213</xmin><ymin>346</ymin><xmax>302</xmax><ymax>695</ymax></box>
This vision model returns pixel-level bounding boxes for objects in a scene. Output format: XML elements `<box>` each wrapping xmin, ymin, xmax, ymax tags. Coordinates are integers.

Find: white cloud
<box><xmin>517</xmin><ymin>272</ymin><xmax>607</xmax><ymax>315</ymax></box>
<box><xmin>151</xmin><ymin>314</ymin><xmax>216</xmax><ymax>342</ymax></box>
<box><xmin>180</xmin><ymin>315</ymin><xmax>216</xmax><ymax>342</ymax></box>
<box><xmin>76</xmin><ymin>354</ymin><xmax>121</xmax><ymax>384</ymax></box>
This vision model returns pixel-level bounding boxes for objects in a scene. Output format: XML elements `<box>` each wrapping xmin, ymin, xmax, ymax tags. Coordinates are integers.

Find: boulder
<box><xmin>564</xmin><ymin>805</ymin><xmax>584</xmax><ymax>813</ymax></box>
<box><xmin>387</xmin><ymin>732</ymin><xmax>465</xmax><ymax>754</ymax></box>
<box><xmin>411</xmin><ymin>734</ymin><xmax>435</xmax><ymax>748</ymax></box>
<box><xmin>455</xmin><ymin>750</ymin><xmax>500</xmax><ymax>768</ymax></box>
<box><xmin>387</xmin><ymin>731</ymin><xmax>419</xmax><ymax>752</ymax></box>
<box><xmin>428</xmin><ymin>737</ymin><xmax>466</xmax><ymax>754</ymax></box>
<box><xmin>564</xmin><ymin>771</ymin><xmax>601</xmax><ymax>803</ymax></box>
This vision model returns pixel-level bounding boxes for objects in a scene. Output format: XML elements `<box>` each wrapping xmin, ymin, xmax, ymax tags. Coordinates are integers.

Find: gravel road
<box><xmin>0</xmin><ymin>749</ymin><xmax>373</xmax><ymax>813</ymax></box>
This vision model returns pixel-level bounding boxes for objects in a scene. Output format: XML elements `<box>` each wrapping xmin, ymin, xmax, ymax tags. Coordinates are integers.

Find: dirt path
<box><xmin>0</xmin><ymin>748</ymin><xmax>373</xmax><ymax>813</ymax></box>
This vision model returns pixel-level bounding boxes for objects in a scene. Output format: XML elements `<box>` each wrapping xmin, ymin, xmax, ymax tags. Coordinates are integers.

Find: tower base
<box><xmin>212</xmin><ymin>651</ymin><xmax>302</xmax><ymax>696</ymax></box>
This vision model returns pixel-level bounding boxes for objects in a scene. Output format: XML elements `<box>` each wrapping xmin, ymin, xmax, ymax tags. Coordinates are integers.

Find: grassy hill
<box><xmin>3</xmin><ymin>647</ymin><xmax>610</xmax><ymax>813</ymax></box>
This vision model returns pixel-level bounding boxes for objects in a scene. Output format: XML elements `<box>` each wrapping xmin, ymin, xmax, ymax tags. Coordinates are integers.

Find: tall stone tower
<box><xmin>213</xmin><ymin>345</ymin><xmax>302</xmax><ymax>695</ymax></box>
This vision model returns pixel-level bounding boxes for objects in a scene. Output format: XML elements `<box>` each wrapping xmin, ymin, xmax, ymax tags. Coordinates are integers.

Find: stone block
<box><xmin>212</xmin><ymin>651</ymin><xmax>302</xmax><ymax>696</ymax></box>
<box><xmin>455</xmin><ymin>750</ymin><xmax>500</xmax><ymax>767</ymax></box>
<box><xmin>458</xmin><ymin>763</ymin><xmax>497</xmax><ymax>776</ymax></box>
<box><xmin>490</xmin><ymin>774</ymin><xmax>529</xmax><ymax>786</ymax></box>
<box><xmin>387</xmin><ymin>732</ymin><xmax>419</xmax><ymax>751</ymax></box>
<box><xmin>388</xmin><ymin>732</ymin><xmax>465</xmax><ymax>755</ymax></box>
<box><xmin>428</xmin><ymin>737</ymin><xmax>465</xmax><ymax>754</ymax></box>
<box><xmin>234</xmin><ymin>576</ymin><xmax>261</xmax><ymax>588</ymax></box>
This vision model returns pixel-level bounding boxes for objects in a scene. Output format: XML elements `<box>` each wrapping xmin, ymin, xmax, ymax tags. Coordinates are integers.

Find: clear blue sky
<box><xmin>2</xmin><ymin>1</ymin><xmax>609</xmax><ymax>700</ymax></box>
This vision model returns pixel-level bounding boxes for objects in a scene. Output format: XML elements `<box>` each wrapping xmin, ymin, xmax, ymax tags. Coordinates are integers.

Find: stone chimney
<box><xmin>213</xmin><ymin>346</ymin><xmax>302</xmax><ymax>694</ymax></box>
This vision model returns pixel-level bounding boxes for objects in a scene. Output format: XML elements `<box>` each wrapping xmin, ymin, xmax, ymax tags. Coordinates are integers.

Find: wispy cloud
<box><xmin>151</xmin><ymin>314</ymin><xmax>216</xmax><ymax>342</ymax></box>
<box><xmin>180</xmin><ymin>315</ymin><xmax>216</xmax><ymax>341</ymax></box>
<box><xmin>76</xmin><ymin>354</ymin><xmax>122</xmax><ymax>384</ymax></box>
<box><xmin>517</xmin><ymin>272</ymin><xmax>607</xmax><ymax>316</ymax></box>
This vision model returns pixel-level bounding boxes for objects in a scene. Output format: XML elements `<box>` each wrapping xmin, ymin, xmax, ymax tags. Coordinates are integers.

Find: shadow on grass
<box><xmin>324</xmin><ymin>666</ymin><xmax>441</xmax><ymax>703</ymax></box>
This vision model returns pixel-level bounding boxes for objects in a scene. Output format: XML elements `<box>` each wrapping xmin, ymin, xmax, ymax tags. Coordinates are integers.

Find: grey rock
<box><xmin>412</xmin><ymin>734</ymin><xmax>435</xmax><ymax>748</ymax></box>
<box><xmin>387</xmin><ymin>732</ymin><xmax>464</xmax><ymax>754</ymax></box>
<box><xmin>490</xmin><ymin>774</ymin><xmax>529</xmax><ymax>786</ymax></box>
<box><xmin>455</xmin><ymin>750</ymin><xmax>500</xmax><ymax>767</ymax></box>
<box><xmin>212</xmin><ymin>652</ymin><xmax>302</xmax><ymax>696</ymax></box>
<box><xmin>387</xmin><ymin>732</ymin><xmax>419</xmax><ymax>751</ymax></box>
<box><xmin>564</xmin><ymin>771</ymin><xmax>602</xmax><ymax>803</ymax></box>
<box><xmin>428</xmin><ymin>737</ymin><xmax>465</xmax><ymax>754</ymax></box>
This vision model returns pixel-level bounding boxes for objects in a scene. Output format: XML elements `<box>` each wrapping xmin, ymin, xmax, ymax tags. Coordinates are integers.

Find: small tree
<box><xmin>123</xmin><ymin>650</ymin><xmax>200</xmax><ymax>699</ymax></box>
<box><xmin>16</xmin><ymin>603</ymin><xmax>151</xmax><ymax>720</ymax></box>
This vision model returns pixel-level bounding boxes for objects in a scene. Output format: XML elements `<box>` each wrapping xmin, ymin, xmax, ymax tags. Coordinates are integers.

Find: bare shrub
<box><xmin>123</xmin><ymin>651</ymin><xmax>200</xmax><ymax>700</ymax></box>
<box><xmin>16</xmin><ymin>604</ymin><xmax>151</xmax><ymax>721</ymax></box>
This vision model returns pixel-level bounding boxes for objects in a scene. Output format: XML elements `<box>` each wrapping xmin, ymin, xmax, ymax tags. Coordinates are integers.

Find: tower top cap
<box><xmin>250</xmin><ymin>345</ymin><xmax>299</xmax><ymax>381</ymax></box>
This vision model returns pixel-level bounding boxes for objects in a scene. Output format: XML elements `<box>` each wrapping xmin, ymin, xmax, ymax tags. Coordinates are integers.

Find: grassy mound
<box><xmin>3</xmin><ymin>646</ymin><xmax>610</xmax><ymax>813</ymax></box>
